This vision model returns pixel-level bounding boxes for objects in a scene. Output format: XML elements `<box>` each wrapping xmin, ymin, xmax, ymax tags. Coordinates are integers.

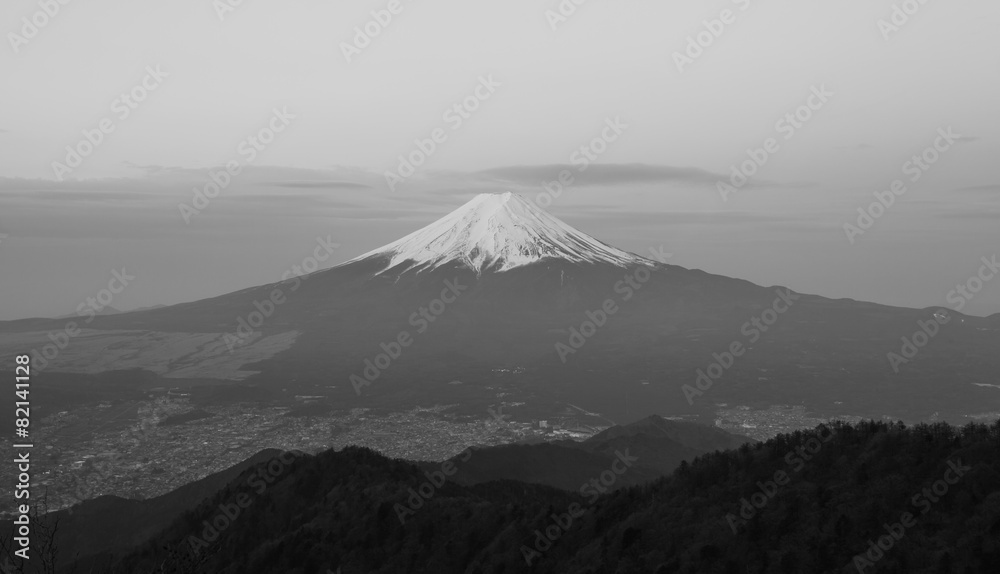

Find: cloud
<box><xmin>265</xmin><ymin>180</ymin><xmax>372</xmax><ymax>190</ymax></box>
<box><xmin>0</xmin><ymin>176</ymin><xmax>174</xmax><ymax>196</ymax></box>
<box><xmin>0</xmin><ymin>166</ymin><xmax>380</xmax><ymax>200</ymax></box>
<box><xmin>225</xmin><ymin>194</ymin><xmax>362</xmax><ymax>210</ymax></box>
<box><xmin>475</xmin><ymin>163</ymin><xmax>726</xmax><ymax>187</ymax></box>
<box><xmin>954</xmin><ymin>136</ymin><xmax>981</xmax><ymax>144</ymax></box>
<box><xmin>956</xmin><ymin>184</ymin><xmax>1000</xmax><ymax>193</ymax></box>
<box><xmin>563</xmin><ymin>209</ymin><xmax>816</xmax><ymax>226</ymax></box>
<box><xmin>837</xmin><ymin>143</ymin><xmax>873</xmax><ymax>150</ymax></box>
<box><xmin>935</xmin><ymin>211</ymin><xmax>1000</xmax><ymax>220</ymax></box>
<box><xmin>122</xmin><ymin>162</ymin><xmax>183</xmax><ymax>175</ymax></box>
<box><xmin>0</xmin><ymin>190</ymin><xmax>159</xmax><ymax>202</ymax></box>
<box><xmin>383</xmin><ymin>193</ymin><xmax>482</xmax><ymax>205</ymax></box>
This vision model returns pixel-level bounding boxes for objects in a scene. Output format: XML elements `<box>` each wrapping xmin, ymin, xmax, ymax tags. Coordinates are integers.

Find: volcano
<box><xmin>2</xmin><ymin>193</ymin><xmax>998</xmax><ymax>424</ymax></box>
<box><xmin>346</xmin><ymin>192</ymin><xmax>653</xmax><ymax>275</ymax></box>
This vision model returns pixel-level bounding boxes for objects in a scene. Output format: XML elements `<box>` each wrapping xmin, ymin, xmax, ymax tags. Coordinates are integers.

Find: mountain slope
<box><xmin>433</xmin><ymin>416</ymin><xmax>754</xmax><ymax>490</ymax></box>
<box><xmin>428</xmin><ymin>442</ymin><xmax>663</xmax><ymax>492</ymax></box>
<box><xmin>346</xmin><ymin>192</ymin><xmax>653</xmax><ymax>275</ymax></box>
<box><xmin>570</xmin><ymin>415</ymin><xmax>754</xmax><ymax>474</ymax></box>
<box><xmin>10</xmin><ymin>449</ymin><xmax>288</xmax><ymax>570</ymax></box>
<box><xmin>72</xmin><ymin>419</ymin><xmax>1000</xmax><ymax>574</ymax></box>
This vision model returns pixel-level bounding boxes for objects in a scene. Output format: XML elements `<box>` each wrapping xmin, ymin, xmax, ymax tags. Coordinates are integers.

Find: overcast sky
<box><xmin>1</xmin><ymin>0</ymin><xmax>998</xmax><ymax>319</ymax></box>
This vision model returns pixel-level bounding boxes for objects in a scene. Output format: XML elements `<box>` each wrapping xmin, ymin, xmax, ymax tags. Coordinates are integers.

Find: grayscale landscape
<box><xmin>0</xmin><ymin>1</ymin><xmax>998</xmax><ymax>573</ymax></box>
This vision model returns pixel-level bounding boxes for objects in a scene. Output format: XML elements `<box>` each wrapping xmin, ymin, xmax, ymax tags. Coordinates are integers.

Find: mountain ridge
<box><xmin>427</xmin><ymin>415</ymin><xmax>754</xmax><ymax>491</ymax></box>
<box><xmin>61</xmin><ymin>419</ymin><xmax>1000</xmax><ymax>574</ymax></box>
<box><xmin>1</xmin><ymin>195</ymin><xmax>998</xmax><ymax>426</ymax></box>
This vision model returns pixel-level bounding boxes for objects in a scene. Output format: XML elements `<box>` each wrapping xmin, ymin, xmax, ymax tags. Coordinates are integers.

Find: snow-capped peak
<box><xmin>347</xmin><ymin>192</ymin><xmax>655</xmax><ymax>275</ymax></box>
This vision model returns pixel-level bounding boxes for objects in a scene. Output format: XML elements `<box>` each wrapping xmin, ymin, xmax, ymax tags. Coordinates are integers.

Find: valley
<box><xmin>5</xmin><ymin>378</ymin><xmax>994</xmax><ymax>516</ymax></box>
<box><xmin>1</xmin><ymin>191</ymin><xmax>997</xmax><ymax>570</ymax></box>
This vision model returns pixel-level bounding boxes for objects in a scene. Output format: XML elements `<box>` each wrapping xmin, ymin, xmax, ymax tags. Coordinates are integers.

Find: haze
<box><xmin>1</xmin><ymin>0</ymin><xmax>998</xmax><ymax>319</ymax></box>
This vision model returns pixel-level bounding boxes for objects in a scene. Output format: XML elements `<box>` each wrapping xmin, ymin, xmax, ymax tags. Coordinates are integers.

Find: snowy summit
<box><xmin>347</xmin><ymin>192</ymin><xmax>655</xmax><ymax>275</ymax></box>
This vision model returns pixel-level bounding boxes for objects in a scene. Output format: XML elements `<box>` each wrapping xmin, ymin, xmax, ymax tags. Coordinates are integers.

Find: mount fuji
<box><xmin>2</xmin><ymin>192</ymin><xmax>998</xmax><ymax>425</ymax></box>
<box><xmin>346</xmin><ymin>192</ymin><xmax>653</xmax><ymax>275</ymax></box>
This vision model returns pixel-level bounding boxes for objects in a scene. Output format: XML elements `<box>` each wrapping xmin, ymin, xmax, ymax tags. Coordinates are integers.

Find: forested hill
<box><xmin>82</xmin><ymin>419</ymin><xmax>1000</xmax><ymax>573</ymax></box>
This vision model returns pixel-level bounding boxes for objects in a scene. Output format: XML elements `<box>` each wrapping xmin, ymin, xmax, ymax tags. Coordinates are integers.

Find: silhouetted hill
<box><xmin>573</xmin><ymin>415</ymin><xmax>753</xmax><ymax>473</ymax></box>
<box><xmin>433</xmin><ymin>442</ymin><xmax>663</xmax><ymax>491</ymax></box>
<box><xmin>5</xmin><ymin>449</ymin><xmax>286</xmax><ymax>570</ymax></box>
<box><xmin>28</xmin><ymin>418</ymin><xmax>996</xmax><ymax>574</ymax></box>
<box><xmin>588</xmin><ymin>414</ymin><xmax>752</xmax><ymax>450</ymax></box>
<box><xmin>433</xmin><ymin>416</ymin><xmax>753</xmax><ymax>490</ymax></box>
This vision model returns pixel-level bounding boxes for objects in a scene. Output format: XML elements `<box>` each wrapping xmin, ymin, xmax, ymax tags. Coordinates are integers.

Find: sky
<box><xmin>1</xmin><ymin>0</ymin><xmax>998</xmax><ymax>320</ymax></box>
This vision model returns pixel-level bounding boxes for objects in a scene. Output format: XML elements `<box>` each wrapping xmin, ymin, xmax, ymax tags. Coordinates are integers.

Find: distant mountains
<box><xmin>53</xmin><ymin>305</ymin><xmax>122</xmax><ymax>319</ymax></box>
<box><xmin>25</xmin><ymin>418</ymin><xmax>997</xmax><ymax>573</ymax></box>
<box><xmin>2</xmin><ymin>192</ymin><xmax>998</xmax><ymax>425</ymax></box>
<box><xmin>52</xmin><ymin>304</ymin><xmax>166</xmax><ymax>320</ymax></box>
